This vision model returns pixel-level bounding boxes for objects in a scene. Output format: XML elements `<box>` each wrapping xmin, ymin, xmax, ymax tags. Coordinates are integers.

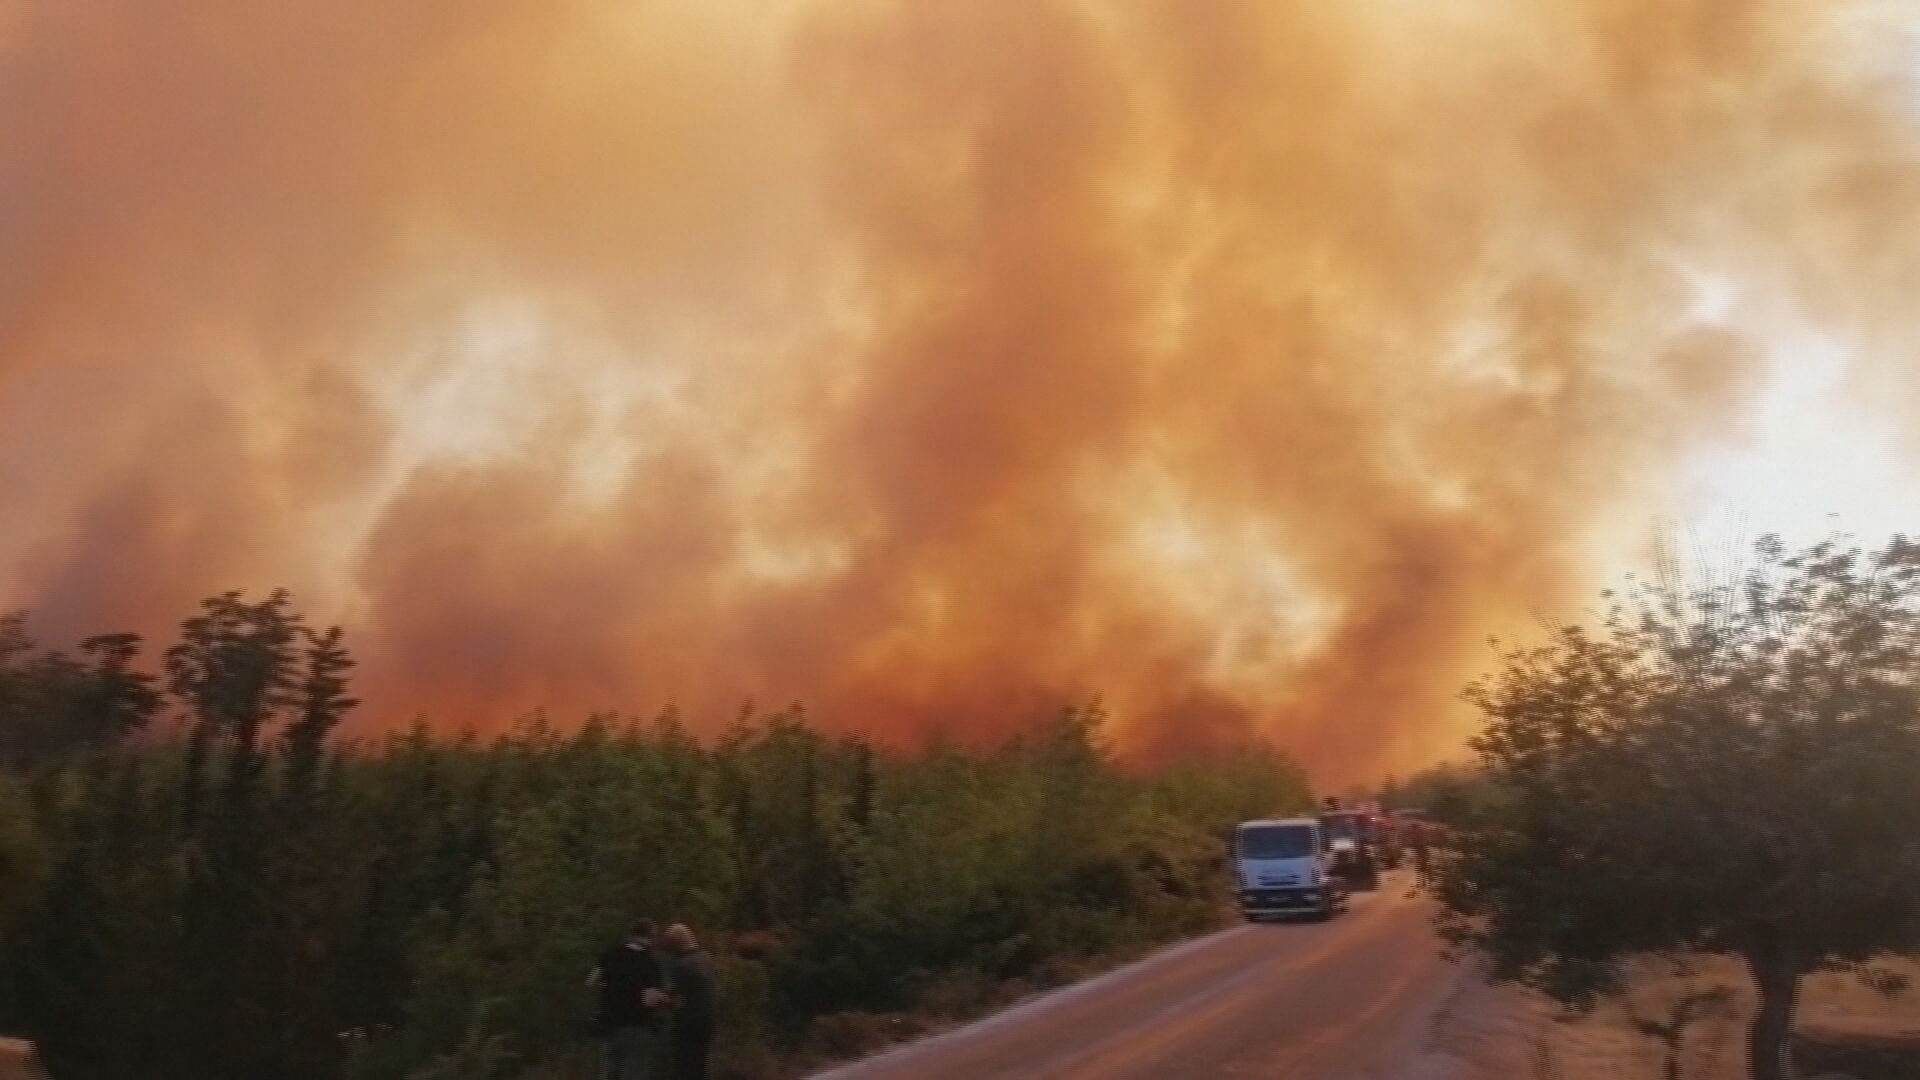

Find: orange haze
<box><xmin>5</xmin><ymin>0</ymin><xmax>1920</xmax><ymax>783</ymax></box>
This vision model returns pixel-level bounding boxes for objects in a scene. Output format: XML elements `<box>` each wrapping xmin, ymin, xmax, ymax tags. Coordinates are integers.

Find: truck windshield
<box><xmin>1323</xmin><ymin>815</ymin><xmax>1360</xmax><ymax>842</ymax></box>
<box><xmin>1239</xmin><ymin>824</ymin><xmax>1315</xmax><ymax>860</ymax></box>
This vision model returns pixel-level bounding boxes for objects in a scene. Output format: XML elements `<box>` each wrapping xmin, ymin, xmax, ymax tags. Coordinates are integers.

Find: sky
<box><xmin>4</xmin><ymin>0</ymin><xmax>1920</xmax><ymax>783</ymax></box>
<box><xmin>1672</xmin><ymin>339</ymin><xmax>1918</xmax><ymax>548</ymax></box>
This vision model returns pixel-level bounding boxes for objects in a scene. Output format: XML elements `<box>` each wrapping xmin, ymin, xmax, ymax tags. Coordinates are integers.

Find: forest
<box><xmin>0</xmin><ymin>591</ymin><xmax>1311</xmax><ymax>1080</ymax></box>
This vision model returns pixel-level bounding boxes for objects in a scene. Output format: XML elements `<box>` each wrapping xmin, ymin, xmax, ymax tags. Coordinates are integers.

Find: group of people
<box><xmin>588</xmin><ymin>919</ymin><xmax>716</xmax><ymax>1080</ymax></box>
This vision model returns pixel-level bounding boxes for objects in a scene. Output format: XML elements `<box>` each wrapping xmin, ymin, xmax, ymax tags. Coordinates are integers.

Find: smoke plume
<box><xmin>5</xmin><ymin>0</ymin><xmax>1918</xmax><ymax>781</ymax></box>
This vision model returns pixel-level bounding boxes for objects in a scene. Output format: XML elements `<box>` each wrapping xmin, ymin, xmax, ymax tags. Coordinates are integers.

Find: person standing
<box><xmin>587</xmin><ymin>919</ymin><xmax>671</xmax><ymax>1080</ymax></box>
<box><xmin>662</xmin><ymin>923</ymin><xmax>716</xmax><ymax>1080</ymax></box>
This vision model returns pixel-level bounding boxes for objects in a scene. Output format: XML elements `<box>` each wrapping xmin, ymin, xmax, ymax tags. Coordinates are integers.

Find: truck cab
<box><xmin>1233</xmin><ymin>817</ymin><xmax>1344</xmax><ymax>921</ymax></box>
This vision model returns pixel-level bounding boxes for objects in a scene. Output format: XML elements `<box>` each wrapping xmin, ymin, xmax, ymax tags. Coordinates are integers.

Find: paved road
<box><xmin>814</xmin><ymin>876</ymin><xmax>1463</xmax><ymax>1080</ymax></box>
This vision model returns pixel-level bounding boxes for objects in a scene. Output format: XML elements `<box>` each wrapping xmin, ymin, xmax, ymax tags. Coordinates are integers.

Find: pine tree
<box><xmin>165</xmin><ymin>589</ymin><xmax>304</xmax><ymax>816</ymax></box>
<box><xmin>286</xmin><ymin>625</ymin><xmax>357</xmax><ymax>799</ymax></box>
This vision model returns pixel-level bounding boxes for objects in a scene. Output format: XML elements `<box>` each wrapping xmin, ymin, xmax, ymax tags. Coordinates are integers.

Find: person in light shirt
<box><xmin>662</xmin><ymin>923</ymin><xmax>716</xmax><ymax>1080</ymax></box>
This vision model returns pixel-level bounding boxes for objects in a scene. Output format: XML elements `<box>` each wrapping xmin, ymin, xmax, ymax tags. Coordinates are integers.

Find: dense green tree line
<box><xmin>0</xmin><ymin>593</ymin><xmax>1310</xmax><ymax>1079</ymax></box>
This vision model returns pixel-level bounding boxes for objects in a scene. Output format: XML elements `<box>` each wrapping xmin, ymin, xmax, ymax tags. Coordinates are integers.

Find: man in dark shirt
<box><xmin>662</xmin><ymin>923</ymin><xmax>716</xmax><ymax>1080</ymax></box>
<box><xmin>587</xmin><ymin>919</ymin><xmax>669</xmax><ymax>1080</ymax></box>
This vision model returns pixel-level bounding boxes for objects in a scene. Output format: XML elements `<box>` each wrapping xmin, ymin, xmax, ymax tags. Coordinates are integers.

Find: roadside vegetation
<box><xmin>1434</xmin><ymin>534</ymin><xmax>1920</xmax><ymax>1080</ymax></box>
<box><xmin>0</xmin><ymin>593</ymin><xmax>1310</xmax><ymax>1080</ymax></box>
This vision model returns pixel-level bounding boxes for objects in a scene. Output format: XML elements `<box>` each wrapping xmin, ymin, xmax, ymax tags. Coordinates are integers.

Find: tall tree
<box><xmin>70</xmin><ymin>632</ymin><xmax>164</xmax><ymax>745</ymax></box>
<box><xmin>1437</xmin><ymin>534</ymin><xmax>1920</xmax><ymax>1080</ymax></box>
<box><xmin>0</xmin><ymin>615</ymin><xmax>160</xmax><ymax>770</ymax></box>
<box><xmin>286</xmin><ymin>625</ymin><xmax>357</xmax><ymax>798</ymax></box>
<box><xmin>164</xmin><ymin>590</ymin><xmax>328</xmax><ymax>1079</ymax></box>
<box><xmin>166</xmin><ymin>590</ymin><xmax>303</xmax><ymax>819</ymax></box>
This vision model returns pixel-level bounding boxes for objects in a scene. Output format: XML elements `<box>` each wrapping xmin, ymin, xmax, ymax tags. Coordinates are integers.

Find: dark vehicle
<box><xmin>1364</xmin><ymin>809</ymin><xmax>1401</xmax><ymax>870</ymax></box>
<box><xmin>1317</xmin><ymin>809</ymin><xmax>1380</xmax><ymax>892</ymax></box>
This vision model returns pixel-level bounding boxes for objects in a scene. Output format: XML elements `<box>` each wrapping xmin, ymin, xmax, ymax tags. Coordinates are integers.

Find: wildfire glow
<box><xmin>5</xmin><ymin>0</ymin><xmax>1920</xmax><ymax>781</ymax></box>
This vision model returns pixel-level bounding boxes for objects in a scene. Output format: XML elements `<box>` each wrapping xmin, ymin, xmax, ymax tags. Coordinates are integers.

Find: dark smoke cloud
<box><xmin>4</xmin><ymin>0</ymin><xmax>1917</xmax><ymax>781</ymax></box>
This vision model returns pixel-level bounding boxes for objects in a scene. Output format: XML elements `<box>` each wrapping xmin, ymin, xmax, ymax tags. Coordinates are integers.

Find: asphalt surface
<box><xmin>813</xmin><ymin>875</ymin><xmax>1463</xmax><ymax>1080</ymax></box>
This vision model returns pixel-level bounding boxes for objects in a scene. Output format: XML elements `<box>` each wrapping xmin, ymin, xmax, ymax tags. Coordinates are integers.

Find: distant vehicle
<box><xmin>1395</xmin><ymin>810</ymin><xmax>1450</xmax><ymax>853</ymax></box>
<box><xmin>1234</xmin><ymin>817</ymin><xmax>1346</xmax><ymax>921</ymax></box>
<box><xmin>1365</xmin><ymin>808</ymin><xmax>1402</xmax><ymax>870</ymax></box>
<box><xmin>1318</xmin><ymin>809</ymin><xmax>1381</xmax><ymax>891</ymax></box>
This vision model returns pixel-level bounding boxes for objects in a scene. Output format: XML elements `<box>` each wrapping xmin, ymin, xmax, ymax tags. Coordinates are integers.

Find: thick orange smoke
<box><xmin>5</xmin><ymin>0</ymin><xmax>1919</xmax><ymax>782</ymax></box>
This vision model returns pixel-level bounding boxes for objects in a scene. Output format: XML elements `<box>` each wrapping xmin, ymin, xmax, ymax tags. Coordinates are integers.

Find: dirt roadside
<box><xmin>0</xmin><ymin>1039</ymin><xmax>47</xmax><ymax>1080</ymax></box>
<box><xmin>1402</xmin><ymin>954</ymin><xmax>1920</xmax><ymax>1080</ymax></box>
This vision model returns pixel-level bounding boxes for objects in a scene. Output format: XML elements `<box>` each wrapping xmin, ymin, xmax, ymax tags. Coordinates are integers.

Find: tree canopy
<box><xmin>1436</xmin><ymin>534</ymin><xmax>1920</xmax><ymax>1080</ymax></box>
<box><xmin>0</xmin><ymin>613</ymin><xmax>160</xmax><ymax>771</ymax></box>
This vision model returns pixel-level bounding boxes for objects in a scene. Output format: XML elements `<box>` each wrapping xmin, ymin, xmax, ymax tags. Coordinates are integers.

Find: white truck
<box><xmin>1233</xmin><ymin>817</ymin><xmax>1346</xmax><ymax>921</ymax></box>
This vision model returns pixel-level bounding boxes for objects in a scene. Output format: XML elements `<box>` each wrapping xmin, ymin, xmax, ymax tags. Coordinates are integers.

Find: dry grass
<box><xmin>1408</xmin><ymin>955</ymin><xmax>1920</xmax><ymax>1080</ymax></box>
